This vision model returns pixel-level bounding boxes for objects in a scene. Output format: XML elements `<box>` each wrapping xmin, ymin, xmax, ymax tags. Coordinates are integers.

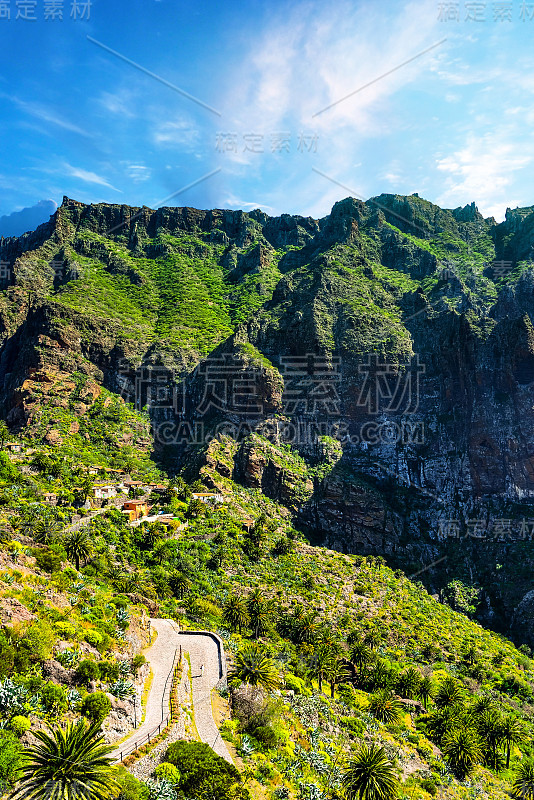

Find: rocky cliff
<box><xmin>2</xmin><ymin>193</ymin><xmax>534</xmax><ymax>642</ymax></box>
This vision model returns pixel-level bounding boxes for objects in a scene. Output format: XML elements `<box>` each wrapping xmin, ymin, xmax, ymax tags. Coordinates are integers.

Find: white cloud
<box><xmin>435</xmin><ymin>133</ymin><xmax>533</xmax><ymax>219</ymax></box>
<box><xmin>217</xmin><ymin>0</ymin><xmax>445</xmax><ymax>214</ymax></box>
<box><xmin>63</xmin><ymin>163</ymin><xmax>121</xmax><ymax>192</ymax></box>
<box><xmin>8</xmin><ymin>97</ymin><xmax>90</xmax><ymax>137</ymax></box>
<box><xmin>153</xmin><ymin>118</ymin><xmax>200</xmax><ymax>148</ymax></box>
<box><xmin>122</xmin><ymin>163</ymin><xmax>152</xmax><ymax>183</ymax></box>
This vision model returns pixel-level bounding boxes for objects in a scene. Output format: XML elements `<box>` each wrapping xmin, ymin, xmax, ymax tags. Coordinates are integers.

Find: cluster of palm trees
<box><xmin>18</xmin><ymin>510</ymin><xmax>93</xmax><ymax>571</ymax></box>
<box><xmin>223</xmin><ymin>590</ymin><xmax>275</xmax><ymax>639</ymax></box>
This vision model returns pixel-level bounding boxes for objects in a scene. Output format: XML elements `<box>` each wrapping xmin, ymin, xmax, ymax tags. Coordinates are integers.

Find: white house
<box><xmin>191</xmin><ymin>492</ymin><xmax>224</xmax><ymax>504</ymax></box>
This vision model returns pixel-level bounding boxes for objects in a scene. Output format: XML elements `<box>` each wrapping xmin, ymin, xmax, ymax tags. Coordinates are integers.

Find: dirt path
<box><xmin>110</xmin><ymin>620</ymin><xmax>232</xmax><ymax>765</ymax></box>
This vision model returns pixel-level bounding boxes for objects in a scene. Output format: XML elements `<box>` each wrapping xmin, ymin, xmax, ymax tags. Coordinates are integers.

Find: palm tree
<box><xmin>294</xmin><ymin>610</ymin><xmax>318</xmax><ymax>644</ymax></box>
<box><xmin>365</xmin><ymin>629</ymin><xmax>383</xmax><ymax>651</ymax></box>
<box><xmin>441</xmin><ymin>727</ymin><xmax>483</xmax><ymax>779</ymax></box>
<box><xmin>324</xmin><ymin>658</ymin><xmax>347</xmax><ymax>698</ymax></box>
<box><xmin>395</xmin><ymin>667</ymin><xmax>421</xmax><ymax>700</ymax></box>
<box><xmin>475</xmin><ymin>709</ymin><xmax>504</xmax><ymax>769</ymax></box>
<box><xmin>247</xmin><ymin>589</ymin><xmax>274</xmax><ymax>639</ymax></box>
<box><xmin>33</xmin><ymin>519</ymin><xmax>63</xmax><ymax>545</ymax></box>
<box><xmin>229</xmin><ymin>642</ymin><xmax>280</xmax><ymax>691</ymax></box>
<box><xmin>369</xmin><ymin>689</ymin><xmax>403</xmax><ymax>725</ymax></box>
<box><xmin>513</xmin><ymin>759</ymin><xmax>534</xmax><ymax>799</ymax></box>
<box><xmin>309</xmin><ymin>644</ymin><xmax>337</xmax><ymax>693</ymax></box>
<box><xmin>435</xmin><ymin>676</ymin><xmax>464</xmax><ymax>709</ymax></box>
<box><xmin>349</xmin><ymin>641</ymin><xmax>373</xmax><ymax>678</ymax></box>
<box><xmin>417</xmin><ymin>676</ymin><xmax>434</xmax><ymax>710</ymax></box>
<box><xmin>168</xmin><ymin>571</ymin><xmax>190</xmax><ymax>599</ymax></box>
<box><xmin>342</xmin><ymin>742</ymin><xmax>399</xmax><ymax>800</ymax></box>
<box><xmin>500</xmin><ymin>715</ymin><xmax>527</xmax><ymax>769</ymax></box>
<box><xmin>223</xmin><ymin>594</ymin><xmax>249</xmax><ymax>633</ymax></box>
<box><xmin>64</xmin><ymin>528</ymin><xmax>92</xmax><ymax>570</ymax></box>
<box><xmin>12</xmin><ymin>719</ymin><xmax>118</xmax><ymax>800</ymax></box>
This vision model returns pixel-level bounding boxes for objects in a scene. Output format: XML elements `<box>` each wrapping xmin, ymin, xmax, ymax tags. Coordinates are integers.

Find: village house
<box><xmin>43</xmin><ymin>492</ymin><xmax>57</xmax><ymax>505</ymax></box>
<box><xmin>5</xmin><ymin>442</ymin><xmax>23</xmax><ymax>454</ymax></box>
<box><xmin>93</xmin><ymin>484</ymin><xmax>118</xmax><ymax>501</ymax></box>
<box><xmin>122</xmin><ymin>499</ymin><xmax>151</xmax><ymax>522</ymax></box>
<box><xmin>191</xmin><ymin>491</ymin><xmax>224</xmax><ymax>504</ymax></box>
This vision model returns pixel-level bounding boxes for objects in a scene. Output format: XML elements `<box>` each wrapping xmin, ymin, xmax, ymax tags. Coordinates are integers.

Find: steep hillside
<box><xmin>1</xmin><ymin>194</ymin><xmax>534</xmax><ymax>644</ymax></box>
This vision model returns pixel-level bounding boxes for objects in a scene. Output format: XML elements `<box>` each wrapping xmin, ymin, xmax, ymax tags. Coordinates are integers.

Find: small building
<box><xmin>191</xmin><ymin>492</ymin><xmax>224</xmax><ymax>504</ymax></box>
<box><xmin>93</xmin><ymin>484</ymin><xmax>118</xmax><ymax>501</ymax></box>
<box><xmin>43</xmin><ymin>492</ymin><xmax>57</xmax><ymax>505</ymax></box>
<box><xmin>122</xmin><ymin>499</ymin><xmax>150</xmax><ymax>521</ymax></box>
<box><xmin>242</xmin><ymin>518</ymin><xmax>254</xmax><ymax>532</ymax></box>
<box><xmin>124</xmin><ymin>480</ymin><xmax>145</xmax><ymax>490</ymax></box>
<box><xmin>5</xmin><ymin>442</ymin><xmax>22</xmax><ymax>453</ymax></box>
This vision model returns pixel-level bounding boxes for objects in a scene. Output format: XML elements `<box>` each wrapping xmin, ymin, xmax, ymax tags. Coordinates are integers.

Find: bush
<box><xmin>98</xmin><ymin>660</ymin><xmax>120</xmax><ymax>682</ymax></box>
<box><xmin>153</xmin><ymin>763</ymin><xmax>181</xmax><ymax>784</ymax></box>
<box><xmin>420</xmin><ymin>777</ymin><xmax>438</xmax><ymax>796</ymax></box>
<box><xmin>8</xmin><ymin>715</ymin><xmax>30</xmax><ymax>737</ymax></box>
<box><xmin>34</xmin><ymin>548</ymin><xmax>62</xmax><ymax>573</ymax></box>
<box><xmin>40</xmin><ymin>682</ymin><xmax>68</xmax><ymax>714</ymax></box>
<box><xmin>252</xmin><ymin>724</ymin><xmax>278</xmax><ymax>749</ymax></box>
<box><xmin>115</xmin><ymin>766</ymin><xmax>150</xmax><ymax>800</ymax></box>
<box><xmin>165</xmin><ymin>741</ymin><xmax>243</xmax><ymax>800</ymax></box>
<box><xmin>0</xmin><ymin>730</ymin><xmax>22</xmax><ymax>787</ymax></box>
<box><xmin>84</xmin><ymin>630</ymin><xmax>103</xmax><ymax>649</ymax></box>
<box><xmin>76</xmin><ymin>659</ymin><xmax>101</xmax><ymax>684</ymax></box>
<box><xmin>80</xmin><ymin>691</ymin><xmax>111</xmax><ymax>723</ymax></box>
<box><xmin>132</xmin><ymin>654</ymin><xmax>147</xmax><ymax>674</ymax></box>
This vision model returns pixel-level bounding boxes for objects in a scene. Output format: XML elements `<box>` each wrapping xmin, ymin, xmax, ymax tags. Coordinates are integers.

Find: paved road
<box><xmin>110</xmin><ymin>618</ymin><xmax>179</xmax><ymax>762</ymax></box>
<box><xmin>110</xmin><ymin>620</ymin><xmax>232</xmax><ymax>764</ymax></box>
<box><xmin>178</xmin><ymin>632</ymin><xmax>232</xmax><ymax>763</ymax></box>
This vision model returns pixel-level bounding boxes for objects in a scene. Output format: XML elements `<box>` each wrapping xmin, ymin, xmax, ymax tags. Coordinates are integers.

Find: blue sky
<box><xmin>1</xmin><ymin>0</ymin><xmax>534</xmax><ymax>233</ymax></box>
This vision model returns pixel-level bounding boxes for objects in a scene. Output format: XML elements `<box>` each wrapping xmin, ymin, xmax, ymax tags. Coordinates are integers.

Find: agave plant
<box><xmin>146</xmin><ymin>779</ymin><xmax>177</xmax><ymax>800</ymax></box>
<box><xmin>116</xmin><ymin>608</ymin><xmax>131</xmax><ymax>629</ymax></box>
<box><xmin>238</xmin><ymin>734</ymin><xmax>255</xmax><ymax>756</ymax></box>
<box><xmin>0</xmin><ymin>678</ymin><xmax>26</xmax><ymax>716</ymax></box>
<box><xmin>57</xmin><ymin>649</ymin><xmax>79</xmax><ymax>668</ymax></box>
<box><xmin>66</xmin><ymin>688</ymin><xmax>82</xmax><ymax>710</ymax></box>
<box><xmin>109</xmin><ymin>678</ymin><xmax>134</xmax><ymax>699</ymax></box>
<box><xmin>118</xmin><ymin>660</ymin><xmax>131</xmax><ymax>677</ymax></box>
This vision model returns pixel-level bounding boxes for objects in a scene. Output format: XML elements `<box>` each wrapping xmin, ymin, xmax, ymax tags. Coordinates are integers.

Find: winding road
<box><xmin>109</xmin><ymin>619</ymin><xmax>232</xmax><ymax>764</ymax></box>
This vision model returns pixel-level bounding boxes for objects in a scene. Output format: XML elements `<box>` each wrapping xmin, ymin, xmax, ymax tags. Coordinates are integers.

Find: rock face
<box><xmin>2</xmin><ymin>193</ymin><xmax>534</xmax><ymax>640</ymax></box>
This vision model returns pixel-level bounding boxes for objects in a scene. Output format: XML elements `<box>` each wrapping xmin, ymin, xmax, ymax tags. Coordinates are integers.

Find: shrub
<box><xmin>0</xmin><ymin>730</ymin><xmax>22</xmax><ymax>787</ymax></box>
<box><xmin>80</xmin><ymin>691</ymin><xmax>111</xmax><ymax>723</ymax></box>
<box><xmin>165</xmin><ymin>741</ymin><xmax>243</xmax><ymax>800</ymax></box>
<box><xmin>40</xmin><ymin>682</ymin><xmax>68</xmax><ymax>714</ymax></box>
<box><xmin>34</xmin><ymin>548</ymin><xmax>62</xmax><ymax>573</ymax></box>
<box><xmin>76</xmin><ymin>659</ymin><xmax>101</xmax><ymax>684</ymax></box>
<box><xmin>115</xmin><ymin>766</ymin><xmax>150</xmax><ymax>800</ymax></box>
<box><xmin>252</xmin><ymin>724</ymin><xmax>278</xmax><ymax>748</ymax></box>
<box><xmin>132</xmin><ymin>654</ymin><xmax>147</xmax><ymax>674</ymax></box>
<box><xmin>98</xmin><ymin>660</ymin><xmax>120</xmax><ymax>682</ymax></box>
<box><xmin>9</xmin><ymin>715</ymin><xmax>30</xmax><ymax>737</ymax></box>
<box><xmin>154</xmin><ymin>763</ymin><xmax>181</xmax><ymax>784</ymax></box>
<box><xmin>84</xmin><ymin>630</ymin><xmax>103</xmax><ymax>649</ymax></box>
<box><xmin>420</xmin><ymin>777</ymin><xmax>438</xmax><ymax>796</ymax></box>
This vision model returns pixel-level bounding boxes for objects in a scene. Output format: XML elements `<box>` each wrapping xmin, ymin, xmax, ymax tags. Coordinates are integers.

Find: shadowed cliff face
<box><xmin>2</xmin><ymin>192</ymin><xmax>534</xmax><ymax>641</ymax></box>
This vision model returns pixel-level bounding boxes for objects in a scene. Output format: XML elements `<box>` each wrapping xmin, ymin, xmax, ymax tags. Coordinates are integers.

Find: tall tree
<box><xmin>229</xmin><ymin>642</ymin><xmax>279</xmax><ymax>692</ymax></box>
<box><xmin>342</xmin><ymin>742</ymin><xmax>399</xmax><ymax>800</ymax></box>
<box><xmin>64</xmin><ymin>528</ymin><xmax>92</xmax><ymax>570</ymax></box>
<box><xmin>223</xmin><ymin>594</ymin><xmax>249</xmax><ymax>634</ymax></box>
<box><xmin>12</xmin><ymin>720</ymin><xmax>118</xmax><ymax>800</ymax></box>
